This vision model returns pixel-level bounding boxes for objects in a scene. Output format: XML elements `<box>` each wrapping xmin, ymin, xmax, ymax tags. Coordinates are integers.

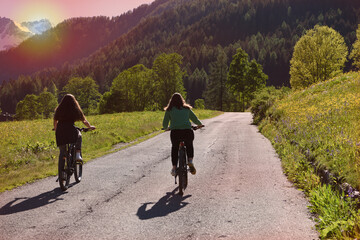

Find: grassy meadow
<box><xmin>258</xmin><ymin>72</ymin><xmax>360</xmax><ymax>239</ymax></box>
<box><xmin>0</xmin><ymin>109</ymin><xmax>222</xmax><ymax>192</ymax></box>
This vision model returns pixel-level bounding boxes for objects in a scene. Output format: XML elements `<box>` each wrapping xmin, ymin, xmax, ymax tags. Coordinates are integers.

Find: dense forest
<box><xmin>0</xmin><ymin>0</ymin><xmax>359</xmax><ymax>114</ymax></box>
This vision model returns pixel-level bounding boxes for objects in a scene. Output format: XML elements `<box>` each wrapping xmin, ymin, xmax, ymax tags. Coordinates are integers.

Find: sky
<box><xmin>0</xmin><ymin>0</ymin><xmax>154</xmax><ymax>25</ymax></box>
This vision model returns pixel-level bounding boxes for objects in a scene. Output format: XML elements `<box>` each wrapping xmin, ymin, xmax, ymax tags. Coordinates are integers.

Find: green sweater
<box><xmin>162</xmin><ymin>107</ymin><xmax>202</xmax><ymax>130</ymax></box>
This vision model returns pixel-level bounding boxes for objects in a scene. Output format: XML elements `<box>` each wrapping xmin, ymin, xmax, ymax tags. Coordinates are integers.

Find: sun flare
<box><xmin>14</xmin><ymin>0</ymin><xmax>64</xmax><ymax>25</ymax></box>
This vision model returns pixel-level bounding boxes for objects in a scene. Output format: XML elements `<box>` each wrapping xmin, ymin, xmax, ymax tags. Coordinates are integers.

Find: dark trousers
<box><xmin>170</xmin><ymin>129</ymin><xmax>194</xmax><ymax>166</ymax></box>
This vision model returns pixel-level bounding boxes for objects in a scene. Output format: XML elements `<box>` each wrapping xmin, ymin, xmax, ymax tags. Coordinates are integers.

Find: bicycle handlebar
<box><xmin>77</xmin><ymin>127</ymin><xmax>95</xmax><ymax>132</ymax></box>
<box><xmin>191</xmin><ymin>125</ymin><xmax>205</xmax><ymax>130</ymax></box>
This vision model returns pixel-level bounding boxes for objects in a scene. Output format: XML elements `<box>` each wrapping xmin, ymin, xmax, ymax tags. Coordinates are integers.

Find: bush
<box><xmin>194</xmin><ymin>99</ymin><xmax>205</xmax><ymax>109</ymax></box>
<box><xmin>250</xmin><ymin>86</ymin><xmax>289</xmax><ymax>124</ymax></box>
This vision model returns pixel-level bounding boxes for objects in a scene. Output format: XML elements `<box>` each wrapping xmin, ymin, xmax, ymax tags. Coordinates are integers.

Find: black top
<box><xmin>55</xmin><ymin>120</ymin><xmax>78</xmax><ymax>146</ymax></box>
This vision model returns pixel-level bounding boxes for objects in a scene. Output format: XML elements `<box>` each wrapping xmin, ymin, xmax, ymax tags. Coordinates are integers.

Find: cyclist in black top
<box><xmin>53</xmin><ymin>94</ymin><xmax>95</xmax><ymax>164</ymax></box>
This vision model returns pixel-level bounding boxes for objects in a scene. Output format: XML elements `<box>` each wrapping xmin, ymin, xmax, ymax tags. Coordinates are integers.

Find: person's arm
<box><xmin>82</xmin><ymin>119</ymin><xmax>96</xmax><ymax>130</ymax></box>
<box><xmin>162</xmin><ymin>111</ymin><xmax>170</xmax><ymax>130</ymax></box>
<box><xmin>189</xmin><ymin>109</ymin><xmax>203</xmax><ymax>126</ymax></box>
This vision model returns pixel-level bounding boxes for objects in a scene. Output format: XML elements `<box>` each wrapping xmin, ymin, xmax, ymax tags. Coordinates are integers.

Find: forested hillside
<box><xmin>0</xmin><ymin>0</ymin><xmax>169</xmax><ymax>82</ymax></box>
<box><xmin>0</xmin><ymin>0</ymin><xmax>359</xmax><ymax>113</ymax></box>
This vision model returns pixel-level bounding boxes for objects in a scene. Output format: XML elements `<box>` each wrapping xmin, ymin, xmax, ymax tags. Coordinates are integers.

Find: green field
<box><xmin>0</xmin><ymin>110</ymin><xmax>222</xmax><ymax>192</ymax></box>
<box><xmin>258</xmin><ymin>72</ymin><xmax>360</xmax><ymax>239</ymax></box>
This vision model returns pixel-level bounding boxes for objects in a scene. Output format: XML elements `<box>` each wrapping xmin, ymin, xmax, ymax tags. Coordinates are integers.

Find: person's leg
<box><xmin>184</xmin><ymin>129</ymin><xmax>196</xmax><ymax>174</ymax></box>
<box><xmin>170</xmin><ymin>130</ymin><xmax>181</xmax><ymax>175</ymax></box>
<box><xmin>58</xmin><ymin>145</ymin><xmax>66</xmax><ymax>162</ymax></box>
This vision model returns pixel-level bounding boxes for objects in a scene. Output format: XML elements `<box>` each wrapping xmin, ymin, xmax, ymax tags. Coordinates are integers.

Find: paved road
<box><xmin>0</xmin><ymin>113</ymin><xmax>318</xmax><ymax>240</ymax></box>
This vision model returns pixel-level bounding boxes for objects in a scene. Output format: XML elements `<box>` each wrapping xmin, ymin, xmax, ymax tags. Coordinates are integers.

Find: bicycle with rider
<box><xmin>162</xmin><ymin>93</ymin><xmax>204</xmax><ymax>176</ymax></box>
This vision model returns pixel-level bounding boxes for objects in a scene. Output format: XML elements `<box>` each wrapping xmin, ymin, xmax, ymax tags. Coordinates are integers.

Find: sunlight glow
<box><xmin>14</xmin><ymin>0</ymin><xmax>64</xmax><ymax>25</ymax></box>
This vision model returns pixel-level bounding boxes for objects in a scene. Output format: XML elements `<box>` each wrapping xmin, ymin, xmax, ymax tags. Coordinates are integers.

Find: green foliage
<box><xmin>185</xmin><ymin>68</ymin><xmax>208</xmax><ymax>105</ymax></box>
<box><xmin>350</xmin><ymin>24</ymin><xmax>360</xmax><ymax>70</ymax></box>
<box><xmin>16</xmin><ymin>94</ymin><xmax>41</xmax><ymax>120</ymax></box>
<box><xmin>38</xmin><ymin>91</ymin><xmax>58</xmax><ymax>118</ymax></box>
<box><xmin>194</xmin><ymin>99</ymin><xmax>205</xmax><ymax>109</ymax></box>
<box><xmin>152</xmin><ymin>53</ymin><xmax>186</xmax><ymax>108</ymax></box>
<box><xmin>15</xmin><ymin>91</ymin><xmax>57</xmax><ymax>120</ymax></box>
<box><xmin>101</xmin><ymin>64</ymin><xmax>155</xmax><ymax>113</ymax></box>
<box><xmin>203</xmin><ymin>48</ymin><xmax>229</xmax><ymax>111</ymax></box>
<box><xmin>309</xmin><ymin>184</ymin><xmax>359</xmax><ymax>239</ymax></box>
<box><xmin>227</xmin><ymin>48</ymin><xmax>268</xmax><ymax>111</ymax></box>
<box><xmin>290</xmin><ymin>25</ymin><xmax>348</xmax><ymax>90</ymax></box>
<box><xmin>258</xmin><ymin>72</ymin><xmax>360</xmax><ymax>239</ymax></box>
<box><xmin>100</xmin><ymin>53</ymin><xmax>187</xmax><ymax>113</ymax></box>
<box><xmin>250</xmin><ymin>86</ymin><xmax>290</xmax><ymax>125</ymax></box>
<box><xmin>63</xmin><ymin>76</ymin><xmax>101</xmax><ymax>115</ymax></box>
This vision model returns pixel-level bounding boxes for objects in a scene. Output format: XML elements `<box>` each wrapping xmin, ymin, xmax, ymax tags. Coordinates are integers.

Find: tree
<box><xmin>290</xmin><ymin>25</ymin><xmax>348</xmax><ymax>89</ymax></box>
<box><xmin>38</xmin><ymin>91</ymin><xmax>57</xmax><ymax>118</ymax></box>
<box><xmin>152</xmin><ymin>53</ymin><xmax>186</xmax><ymax>108</ymax></box>
<box><xmin>63</xmin><ymin>77</ymin><xmax>101</xmax><ymax>114</ymax></box>
<box><xmin>203</xmin><ymin>49</ymin><xmax>229</xmax><ymax>111</ymax></box>
<box><xmin>99</xmin><ymin>64</ymin><xmax>158</xmax><ymax>113</ymax></box>
<box><xmin>187</xmin><ymin>68</ymin><xmax>208</xmax><ymax>105</ymax></box>
<box><xmin>350</xmin><ymin>24</ymin><xmax>360</xmax><ymax>70</ymax></box>
<box><xmin>15</xmin><ymin>94</ymin><xmax>41</xmax><ymax>120</ymax></box>
<box><xmin>227</xmin><ymin>48</ymin><xmax>267</xmax><ymax>111</ymax></box>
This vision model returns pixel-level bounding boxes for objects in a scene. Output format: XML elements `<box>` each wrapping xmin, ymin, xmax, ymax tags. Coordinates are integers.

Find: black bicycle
<box><xmin>175</xmin><ymin>125</ymin><xmax>204</xmax><ymax>196</ymax></box>
<box><xmin>57</xmin><ymin>127</ymin><xmax>91</xmax><ymax>191</ymax></box>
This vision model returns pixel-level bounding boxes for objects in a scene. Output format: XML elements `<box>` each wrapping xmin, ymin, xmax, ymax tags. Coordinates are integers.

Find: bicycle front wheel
<box><xmin>58</xmin><ymin>157</ymin><xmax>70</xmax><ymax>191</ymax></box>
<box><xmin>178</xmin><ymin>147</ymin><xmax>188</xmax><ymax>195</ymax></box>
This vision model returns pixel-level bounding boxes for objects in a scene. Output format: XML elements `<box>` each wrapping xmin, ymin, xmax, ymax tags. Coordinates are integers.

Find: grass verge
<box><xmin>256</xmin><ymin>72</ymin><xmax>360</xmax><ymax>239</ymax></box>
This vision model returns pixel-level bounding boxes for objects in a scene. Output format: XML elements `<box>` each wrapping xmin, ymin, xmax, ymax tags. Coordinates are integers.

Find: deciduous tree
<box><xmin>290</xmin><ymin>25</ymin><xmax>348</xmax><ymax>89</ymax></box>
<box><xmin>64</xmin><ymin>77</ymin><xmax>101</xmax><ymax>114</ymax></box>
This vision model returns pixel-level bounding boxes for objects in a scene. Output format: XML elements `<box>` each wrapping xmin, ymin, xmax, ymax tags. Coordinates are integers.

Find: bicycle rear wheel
<box><xmin>58</xmin><ymin>156</ymin><xmax>70</xmax><ymax>191</ymax></box>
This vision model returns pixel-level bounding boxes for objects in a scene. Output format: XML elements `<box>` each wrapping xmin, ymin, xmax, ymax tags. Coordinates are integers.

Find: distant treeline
<box><xmin>0</xmin><ymin>0</ymin><xmax>359</xmax><ymax>113</ymax></box>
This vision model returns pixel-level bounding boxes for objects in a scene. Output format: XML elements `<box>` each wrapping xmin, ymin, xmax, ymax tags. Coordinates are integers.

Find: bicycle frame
<box><xmin>58</xmin><ymin>127</ymin><xmax>89</xmax><ymax>191</ymax></box>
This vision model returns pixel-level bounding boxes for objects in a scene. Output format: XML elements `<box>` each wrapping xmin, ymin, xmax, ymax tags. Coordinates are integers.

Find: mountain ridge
<box><xmin>0</xmin><ymin>17</ymin><xmax>52</xmax><ymax>51</ymax></box>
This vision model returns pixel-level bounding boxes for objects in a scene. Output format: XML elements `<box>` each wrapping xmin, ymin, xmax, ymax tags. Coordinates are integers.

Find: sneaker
<box><xmin>188</xmin><ymin>162</ymin><xmax>196</xmax><ymax>175</ymax></box>
<box><xmin>171</xmin><ymin>168</ymin><xmax>176</xmax><ymax>176</ymax></box>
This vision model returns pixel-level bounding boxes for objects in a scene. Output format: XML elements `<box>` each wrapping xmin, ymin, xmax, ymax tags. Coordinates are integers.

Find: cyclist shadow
<box><xmin>136</xmin><ymin>187</ymin><xmax>191</xmax><ymax>220</ymax></box>
<box><xmin>0</xmin><ymin>187</ymin><xmax>67</xmax><ymax>215</ymax></box>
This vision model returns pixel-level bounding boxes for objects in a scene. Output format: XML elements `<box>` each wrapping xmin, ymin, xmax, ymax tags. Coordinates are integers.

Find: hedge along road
<box><xmin>0</xmin><ymin>112</ymin><xmax>318</xmax><ymax>240</ymax></box>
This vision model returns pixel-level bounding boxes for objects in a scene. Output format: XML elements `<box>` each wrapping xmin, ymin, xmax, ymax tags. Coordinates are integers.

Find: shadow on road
<box><xmin>0</xmin><ymin>188</ymin><xmax>67</xmax><ymax>215</ymax></box>
<box><xmin>136</xmin><ymin>187</ymin><xmax>191</xmax><ymax>220</ymax></box>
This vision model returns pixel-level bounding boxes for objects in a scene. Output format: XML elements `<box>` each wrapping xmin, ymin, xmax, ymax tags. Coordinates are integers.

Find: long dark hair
<box><xmin>54</xmin><ymin>94</ymin><xmax>85</xmax><ymax>122</ymax></box>
<box><xmin>164</xmin><ymin>93</ymin><xmax>192</xmax><ymax>111</ymax></box>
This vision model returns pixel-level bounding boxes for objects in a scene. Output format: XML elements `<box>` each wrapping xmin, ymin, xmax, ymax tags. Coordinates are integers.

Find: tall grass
<box><xmin>0</xmin><ymin>109</ymin><xmax>221</xmax><ymax>192</ymax></box>
<box><xmin>257</xmin><ymin>72</ymin><xmax>360</xmax><ymax>239</ymax></box>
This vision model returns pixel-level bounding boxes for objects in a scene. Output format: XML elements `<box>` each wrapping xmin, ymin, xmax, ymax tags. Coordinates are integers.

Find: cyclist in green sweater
<box><xmin>162</xmin><ymin>93</ymin><xmax>204</xmax><ymax>176</ymax></box>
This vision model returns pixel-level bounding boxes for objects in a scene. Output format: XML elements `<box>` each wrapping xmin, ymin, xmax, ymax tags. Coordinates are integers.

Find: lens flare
<box><xmin>14</xmin><ymin>0</ymin><xmax>64</xmax><ymax>26</ymax></box>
